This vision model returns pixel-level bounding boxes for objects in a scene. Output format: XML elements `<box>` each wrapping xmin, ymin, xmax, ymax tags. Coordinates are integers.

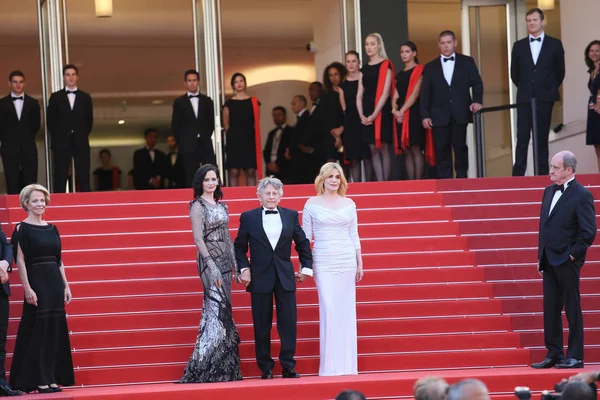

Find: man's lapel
<box><xmin>547</xmin><ymin>180</ymin><xmax>577</xmax><ymax>222</ymax></box>
<box><xmin>274</xmin><ymin>207</ymin><xmax>288</xmax><ymax>251</ymax></box>
<box><xmin>253</xmin><ymin>208</ymin><xmax>272</xmax><ymax>248</ymax></box>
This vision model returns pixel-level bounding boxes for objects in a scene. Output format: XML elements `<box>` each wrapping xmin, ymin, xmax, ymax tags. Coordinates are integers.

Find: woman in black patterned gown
<box><xmin>179</xmin><ymin>164</ymin><xmax>243</xmax><ymax>383</ymax></box>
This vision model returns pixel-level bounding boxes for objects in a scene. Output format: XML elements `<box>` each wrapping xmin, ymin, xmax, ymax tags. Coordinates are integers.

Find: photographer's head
<box><xmin>448</xmin><ymin>379</ymin><xmax>490</xmax><ymax>400</ymax></box>
<box><xmin>561</xmin><ymin>381</ymin><xmax>596</xmax><ymax>400</ymax></box>
<box><xmin>414</xmin><ymin>376</ymin><xmax>449</xmax><ymax>400</ymax></box>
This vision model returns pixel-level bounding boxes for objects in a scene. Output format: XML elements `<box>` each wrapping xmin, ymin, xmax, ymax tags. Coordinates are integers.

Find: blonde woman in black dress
<box><xmin>585</xmin><ymin>40</ymin><xmax>600</xmax><ymax>172</ymax></box>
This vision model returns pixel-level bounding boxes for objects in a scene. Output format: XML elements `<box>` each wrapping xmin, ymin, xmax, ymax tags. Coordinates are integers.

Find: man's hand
<box><xmin>239</xmin><ymin>269</ymin><xmax>251</xmax><ymax>287</ymax></box>
<box><xmin>267</xmin><ymin>162</ymin><xmax>279</xmax><ymax>173</ymax></box>
<box><xmin>299</xmin><ymin>144</ymin><xmax>313</xmax><ymax>154</ymax></box>
<box><xmin>150</xmin><ymin>177</ymin><xmax>160</xmax><ymax>188</ymax></box>
<box><xmin>295</xmin><ymin>273</ymin><xmax>307</xmax><ymax>283</ymax></box>
<box><xmin>284</xmin><ymin>148</ymin><xmax>291</xmax><ymax>160</ymax></box>
<box><xmin>570</xmin><ymin>255</ymin><xmax>575</xmax><ymax>261</ymax></box>
<box><xmin>422</xmin><ymin>118</ymin><xmax>433</xmax><ymax>129</ymax></box>
<box><xmin>470</xmin><ymin>103</ymin><xmax>483</xmax><ymax>113</ymax></box>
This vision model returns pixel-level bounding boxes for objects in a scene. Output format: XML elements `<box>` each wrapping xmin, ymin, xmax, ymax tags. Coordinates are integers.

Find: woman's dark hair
<box><xmin>345</xmin><ymin>50</ymin><xmax>361</xmax><ymax>63</ymax></box>
<box><xmin>99</xmin><ymin>148</ymin><xmax>111</xmax><ymax>158</ymax></box>
<box><xmin>585</xmin><ymin>40</ymin><xmax>600</xmax><ymax>73</ymax></box>
<box><xmin>335</xmin><ymin>390</ymin><xmax>367</xmax><ymax>400</ymax></box>
<box><xmin>323</xmin><ymin>62</ymin><xmax>348</xmax><ymax>92</ymax></box>
<box><xmin>193</xmin><ymin>164</ymin><xmax>223</xmax><ymax>201</ymax></box>
<box><xmin>230</xmin><ymin>72</ymin><xmax>247</xmax><ymax>89</ymax></box>
<box><xmin>400</xmin><ymin>41</ymin><xmax>419</xmax><ymax>65</ymax></box>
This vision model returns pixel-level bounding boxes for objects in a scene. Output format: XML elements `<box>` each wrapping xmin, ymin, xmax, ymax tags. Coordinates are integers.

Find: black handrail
<box><xmin>474</xmin><ymin>98</ymin><xmax>539</xmax><ymax>178</ymax></box>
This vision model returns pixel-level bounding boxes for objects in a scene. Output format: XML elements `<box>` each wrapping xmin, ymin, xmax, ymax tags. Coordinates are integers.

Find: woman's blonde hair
<box><xmin>315</xmin><ymin>162</ymin><xmax>348</xmax><ymax>196</ymax></box>
<box><xmin>20</xmin><ymin>184</ymin><xmax>50</xmax><ymax>212</ymax></box>
<box><xmin>366</xmin><ymin>32</ymin><xmax>388</xmax><ymax>60</ymax></box>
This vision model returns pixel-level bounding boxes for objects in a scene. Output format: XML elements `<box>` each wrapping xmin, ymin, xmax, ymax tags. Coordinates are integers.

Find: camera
<box><xmin>514</xmin><ymin>380</ymin><xmax>597</xmax><ymax>400</ymax></box>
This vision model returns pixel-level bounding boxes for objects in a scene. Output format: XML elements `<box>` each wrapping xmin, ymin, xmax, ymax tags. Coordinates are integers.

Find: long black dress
<box><xmin>320</xmin><ymin>90</ymin><xmax>344</xmax><ymax>161</ymax></box>
<box><xmin>361</xmin><ymin>61</ymin><xmax>394</xmax><ymax>145</ymax></box>
<box><xmin>9</xmin><ymin>222</ymin><xmax>74</xmax><ymax>392</ymax></box>
<box><xmin>180</xmin><ymin>198</ymin><xmax>243</xmax><ymax>383</ymax></box>
<box><xmin>341</xmin><ymin>79</ymin><xmax>370</xmax><ymax>160</ymax></box>
<box><xmin>395</xmin><ymin>67</ymin><xmax>426</xmax><ymax>149</ymax></box>
<box><xmin>225</xmin><ymin>98</ymin><xmax>257</xmax><ymax>169</ymax></box>
<box><xmin>586</xmin><ymin>73</ymin><xmax>600</xmax><ymax>145</ymax></box>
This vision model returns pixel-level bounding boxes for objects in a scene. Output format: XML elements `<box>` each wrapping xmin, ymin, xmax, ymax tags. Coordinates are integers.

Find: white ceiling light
<box><xmin>95</xmin><ymin>0</ymin><xmax>113</xmax><ymax>18</ymax></box>
<box><xmin>537</xmin><ymin>0</ymin><xmax>554</xmax><ymax>10</ymax></box>
<box><xmin>118</xmin><ymin>120</ymin><xmax>125</xmax><ymax>125</ymax></box>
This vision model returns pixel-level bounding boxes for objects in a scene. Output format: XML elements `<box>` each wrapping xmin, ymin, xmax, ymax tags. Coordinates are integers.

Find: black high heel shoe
<box><xmin>49</xmin><ymin>384</ymin><xmax>62</xmax><ymax>392</ymax></box>
<box><xmin>37</xmin><ymin>386</ymin><xmax>53</xmax><ymax>393</ymax></box>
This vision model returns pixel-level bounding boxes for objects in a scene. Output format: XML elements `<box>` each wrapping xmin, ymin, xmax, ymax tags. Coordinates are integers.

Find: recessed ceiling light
<box><xmin>152</xmin><ymin>100</ymin><xmax>163</xmax><ymax>105</ymax></box>
<box><xmin>118</xmin><ymin>120</ymin><xmax>125</xmax><ymax>125</ymax></box>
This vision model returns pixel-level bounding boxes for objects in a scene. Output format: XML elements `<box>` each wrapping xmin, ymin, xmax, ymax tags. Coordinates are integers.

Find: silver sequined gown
<box><xmin>179</xmin><ymin>198</ymin><xmax>243</xmax><ymax>383</ymax></box>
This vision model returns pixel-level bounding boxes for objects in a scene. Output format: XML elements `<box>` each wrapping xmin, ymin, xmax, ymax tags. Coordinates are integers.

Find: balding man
<box><xmin>414</xmin><ymin>376</ymin><xmax>449</xmax><ymax>400</ymax></box>
<box><xmin>447</xmin><ymin>379</ymin><xmax>490</xmax><ymax>400</ymax></box>
<box><xmin>532</xmin><ymin>151</ymin><xmax>596</xmax><ymax>369</ymax></box>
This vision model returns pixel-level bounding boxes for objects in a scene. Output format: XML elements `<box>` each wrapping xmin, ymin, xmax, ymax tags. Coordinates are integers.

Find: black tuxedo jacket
<box><xmin>0</xmin><ymin>94</ymin><xmax>40</xmax><ymax>156</ymax></box>
<box><xmin>171</xmin><ymin>94</ymin><xmax>215</xmax><ymax>155</ymax></box>
<box><xmin>289</xmin><ymin>111</ymin><xmax>311</xmax><ymax>157</ymax></box>
<box><xmin>0</xmin><ymin>230</ymin><xmax>12</xmax><ymax>297</ymax></box>
<box><xmin>420</xmin><ymin>54</ymin><xmax>484</xmax><ymax>126</ymax></box>
<box><xmin>263</xmin><ymin>126</ymin><xmax>292</xmax><ymax>172</ymax></box>
<box><xmin>167</xmin><ymin>151</ymin><xmax>186</xmax><ymax>189</ymax></box>
<box><xmin>538</xmin><ymin>179</ymin><xmax>596</xmax><ymax>269</ymax></box>
<box><xmin>511</xmin><ymin>35</ymin><xmax>565</xmax><ymax>103</ymax></box>
<box><xmin>47</xmin><ymin>89</ymin><xmax>93</xmax><ymax>151</ymax></box>
<box><xmin>234</xmin><ymin>207</ymin><xmax>313</xmax><ymax>294</ymax></box>
<box><xmin>132</xmin><ymin>147</ymin><xmax>168</xmax><ymax>190</ymax></box>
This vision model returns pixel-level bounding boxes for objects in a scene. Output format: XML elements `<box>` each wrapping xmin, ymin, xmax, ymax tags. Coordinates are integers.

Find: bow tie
<box><xmin>66</xmin><ymin>90</ymin><xmax>78</xmax><ymax>94</ymax></box>
<box><xmin>12</xmin><ymin>96</ymin><xmax>23</xmax><ymax>101</ymax></box>
<box><xmin>265</xmin><ymin>210</ymin><xmax>278</xmax><ymax>215</ymax></box>
<box><xmin>553</xmin><ymin>184</ymin><xmax>565</xmax><ymax>193</ymax></box>
<box><xmin>443</xmin><ymin>56</ymin><xmax>455</xmax><ymax>62</ymax></box>
<box><xmin>188</xmin><ymin>94</ymin><xmax>200</xmax><ymax>98</ymax></box>
<box><xmin>530</xmin><ymin>37</ymin><xmax>541</xmax><ymax>42</ymax></box>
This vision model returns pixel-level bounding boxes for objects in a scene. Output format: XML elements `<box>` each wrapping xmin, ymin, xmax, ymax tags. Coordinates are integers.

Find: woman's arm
<box><xmin>16</xmin><ymin>238</ymin><xmax>37</xmax><ymax>306</ymax></box>
<box><xmin>356</xmin><ymin>73</ymin><xmax>366</xmax><ymax>120</ymax></box>
<box><xmin>399</xmin><ymin>76</ymin><xmax>423</xmax><ymax>113</ymax></box>
<box><xmin>339</xmin><ymin>87</ymin><xmax>346</xmax><ymax>112</ymax></box>
<box><xmin>369</xmin><ymin>68</ymin><xmax>392</xmax><ymax>119</ymax></box>
<box><xmin>223</xmin><ymin>105</ymin><xmax>230</xmax><ymax>132</ymax></box>
<box><xmin>190</xmin><ymin>201</ymin><xmax>223</xmax><ymax>287</ymax></box>
<box><xmin>59</xmin><ymin>262</ymin><xmax>72</xmax><ymax>304</ymax></box>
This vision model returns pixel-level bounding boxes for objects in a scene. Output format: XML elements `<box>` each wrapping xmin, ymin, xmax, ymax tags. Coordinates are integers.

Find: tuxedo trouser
<box><xmin>432</xmin><ymin>119</ymin><xmax>468</xmax><ymax>179</ymax></box>
<box><xmin>0</xmin><ymin>292</ymin><xmax>9</xmax><ymax>385</ymax></box>
<box><xmin>512</xmin><ymin>100</ymin><xmax>554</xmax><ymax>176</ymax></box>
<box><xmin>1</xmin><ymin>150</ymin><xmax>37</xmax><ymax>195</ymax></box>
<box><xmin>251</xmin><ymin>274</ymin><xmax>297</xmax><ymax>372</ymax></box>
<box><xmin>181</xmin><ymin>142</ymin><xmax>217</xmax><ymax>188</ymax></box>
<box><xmin>53</xmin><ymin>138</ymin><xmax>91</xmax><ymax>193</ymax></box>
<box><xmin>542</xmin><ymin>252</ymin><xmax>584</xmax><ymax>360</ymax></box>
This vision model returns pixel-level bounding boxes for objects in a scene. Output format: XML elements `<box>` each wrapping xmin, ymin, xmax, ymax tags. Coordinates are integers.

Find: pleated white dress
<box><xmin>302</xmin><ymin>199</ymin><xmax>360</xmax><ymax>376</ymax></box>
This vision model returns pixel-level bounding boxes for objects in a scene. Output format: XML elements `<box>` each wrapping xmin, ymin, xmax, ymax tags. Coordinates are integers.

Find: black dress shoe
<box><xmin>261</xmin><ymin>370</ymin><xmax>273</xmax><ymax>380</ymax></box>
<box><xmin>49</xmin><ymin>385</ymin><xmax>62</xmax><ymax>392</ymax></box>
<box><xmin>282</xmin><ymin>368</ymin><xmax>300</xmax><ymax>378</ymax></box>
<box><xmin>37</xmin><ymin>386</ymin><xmax>54</xmax><ymax>394</ymax></box>
<box><xmin>531</xmin><ymin>358</ymin><xmax>564</xmax><ymax>369</ymax></box>
<box><xmin>555</xmin><ymin>358</ymin><xmax>584</xmax><ymax>369</ymax></box>
<box><xmin>0</xmin><ymin>384</ymin><xmax>23</xmax><ymax>396</ymax></box>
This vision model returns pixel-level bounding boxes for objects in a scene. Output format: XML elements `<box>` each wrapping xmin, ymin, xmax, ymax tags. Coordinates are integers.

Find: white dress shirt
<box><xmin>187</xmin><ymin>91</ymin><xmax>199</xmax><ymax>118</ymax></box>
<box><xmin>549</xmin><ymin>176</ymin><xmax>575</xmax><ymax>215</ymax></box>
<box><xmin>440</xmin><ymin>53</ymin><xmax>456</xmax><ymax>86</ymax></box>
<box><xmin>66</xmin><ymin>87</ymin><xmax>77</xmax><ymax>110</ymax></box>
<box><xmin>529</xmin><ymin>32</ymin><xmax>545</xmax><ymax>65</ymax></box>
<box><xmin>147</xmin><ymin>146</ymin><xmax>156</xmax><ymax>162</ymax></box>
<box><xmin>270</xmin><ymin>125</ymin><xmax>286</xmax><ymax>162</ymax></box>
<box><xmin>11</xmin><ymin>92</ymin><xmax>24</xmax><ymax>120</ymax></box>
<box><xmin>170</xmin><ymin>151</ymin><xmax>177</xmax><ymax>166</ymax></box>
<box><xmin>297</xmin><ymin>108</ymin><xmax>307</xmax><ymax>118</ymax></box>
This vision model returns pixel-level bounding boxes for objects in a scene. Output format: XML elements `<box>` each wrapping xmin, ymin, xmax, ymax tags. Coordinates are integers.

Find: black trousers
<box><xmin>432</xmin><ymin>118</ymin><xmax>468</xmax><ymax>179</ymax></box>
<box><xmin>53</xmin><ymin>139</ymin><xmax>90</xmax><ymax>193</ymax></box>
<box><xmin>541</xmin><ymin>252</ymin><xmax>584</xmax><ymax>361</ymax></box>
<box><xmin>0</xmin><ymin>292</ymin><xmax>9</xmax><ymax>385</ymax></box>
<box><xmin>250</xmin><ymin>274</ymin><xmax>297</xmax><ymax>372</ymax></box>
<box><xmin>182</xmin><ymin>140</ymin><xmax>217</xmax><ymax>188</ymax></box>
<box><xmin>2</xmin><ymin>150</ymin><xmax>37</xmax><ymax>195</ymax></box>
<box><xmin>512</xmin><ymin>100</ymin><xmax>554</xmax><ymax>176</ymax></box>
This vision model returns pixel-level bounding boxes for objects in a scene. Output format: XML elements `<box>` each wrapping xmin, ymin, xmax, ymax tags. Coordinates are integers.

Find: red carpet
<box><xmin>1</xmin><ymin>175</ymin><xmax>599</xmax><ymax>399</ymax></box>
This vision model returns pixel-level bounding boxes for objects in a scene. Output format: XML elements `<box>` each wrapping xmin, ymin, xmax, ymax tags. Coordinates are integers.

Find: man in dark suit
<box><xmin>511</xmin><ymin>8</ymin><xmax>565</xmax><ymax>177</ymax></box>
<box><xmin>286</xmin><ymin>95</ymin><xmax>315</xmax><ymax>184</ymax></box>
<box><xmin>165</xmin><ymin>134</ymin><xmax>185</xmax><ymax>189</ymax></box>
<box><xmin>132</xmin><ymin>128</ymin><xmax>167</xmax><ymax>190</ymax></box>
<box><xmin>47</xmin><ymin>64</ymin><xmax>93</xmax><ymax>193</ymax></box>
<box><xmin>532</xmin><ymin>151</ymin><xmax>596</xmax><ymax>370</ymax></box>
<box><xmin>171</xmin><ymin>69</ymin><xmax>216</xmax><ymax>187</ymax></box>
<box><xmin>420</xmin><ymin>30</ymin><xmax>483</xmax><ymax>179</ymax></box>
<box><xmin>234</xmin><ymin>176</ymin><xmax>313</xmax><ymax>379</ymax></box>
<box><xmin>263</xmin><ymin>106</ymin><xmax>292</xmax><ymax>181</ymax></box>
<box><xmin>0</xmin><ymin>71</ymin><xmax>40</xmax><ymax>195</ymax></box>
<box><xmin>0</xmin><ymin>230</ymin><xmax>22</xmax><ymax>396</ymax></box>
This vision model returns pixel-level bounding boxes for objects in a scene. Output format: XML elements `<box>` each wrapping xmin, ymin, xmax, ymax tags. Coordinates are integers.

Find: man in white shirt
<box><xmin>234</xmin><ymin>176</ymin><xmax>313</xmax><ymax>380</ymax></box>
<box><xmin>263</xmin><ymin>106</ymin><xmax>292</xmax><ymax>181</ymax></box>
<box><xmin>510</xmin><ymin>7</ymin><xmax>565</xmax><ymax>176</ymax></box>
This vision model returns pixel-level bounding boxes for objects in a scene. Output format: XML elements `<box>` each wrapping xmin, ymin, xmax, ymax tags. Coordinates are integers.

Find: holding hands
<box><xmin>0</xmin><ymin>260</ymin><xmax>9</xmax><ymax>284</ymax></box>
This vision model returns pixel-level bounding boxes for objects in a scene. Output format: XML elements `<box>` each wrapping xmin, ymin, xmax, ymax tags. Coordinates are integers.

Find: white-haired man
<box><xmin>234</xmin><ymin>176</ymin><xmax>313</xmax><ymax>379</ymax></box>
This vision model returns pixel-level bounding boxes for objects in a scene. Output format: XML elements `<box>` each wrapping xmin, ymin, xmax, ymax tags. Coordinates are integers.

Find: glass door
<box><xmin>461</xmin><ymin>0</ymin><xmax>518</xmax><ymax>177</ymax></box>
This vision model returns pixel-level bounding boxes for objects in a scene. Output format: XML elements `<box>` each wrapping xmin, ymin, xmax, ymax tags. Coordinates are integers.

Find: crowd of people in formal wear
<box><xmin>0</xmin><ymin>6</ymin><xmax>599</xmax><ymax>399</ymax></box>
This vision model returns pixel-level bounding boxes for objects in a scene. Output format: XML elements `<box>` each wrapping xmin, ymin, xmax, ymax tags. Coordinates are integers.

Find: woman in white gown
<box><xmin>302</xmin><ymin>162</ymin><xmax>364</xmax><ymax>376</ymax></box>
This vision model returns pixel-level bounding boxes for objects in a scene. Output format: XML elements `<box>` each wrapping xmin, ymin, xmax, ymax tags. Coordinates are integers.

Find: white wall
<box><xmin>311</xmin><ymin>0</ymin><xmax>344</xmax><ymax>81</ymax></box>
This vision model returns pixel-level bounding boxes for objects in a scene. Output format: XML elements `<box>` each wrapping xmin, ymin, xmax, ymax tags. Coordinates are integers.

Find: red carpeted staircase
<box><xmin>1</xmin><ymin>175</ymin><xmax>599</xmax><ymax>399</ymax></box>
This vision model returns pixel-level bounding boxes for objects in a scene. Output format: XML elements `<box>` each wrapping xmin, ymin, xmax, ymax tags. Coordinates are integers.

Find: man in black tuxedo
<box><xmin>0</xmin><ymin>230</ymin><xmax>22</xmax><ymax>396</ymax></box>
<box><xmin>511</xmin><ymin>8</ymin><xmax>565</xmax><ymax>177</ymax></box>
<box><xmin>171</xmin><ymin>69</ymin><xmax>216</xmax><ymax>187</ymax></box>
<box><xmin>532</xmin><ymin>151</ymin><xmax>596</xmax><ymax>370</ymax></box>
<box><xmin>286</xmin><ymin>95</ymin><xmax>316</xmax><ymax>184</ymax></box>
<box><xmin>234</xmin><ymin>176</ymin><xmax>313</xmax><ymax>379</ymax></box>
<box><xmin>0</xmin><ymin>71</ymin><xmax>40</xmax><ymax>195</ymax></box>
<box><xmin>263</xmin><ymin>106</ymin><xmax>292</xmax><ymax>181</ymax></box>
<box><xmin>420</xmin><ymin>30</ymin><xmax>483</xmax><ymax>179</ymax></box>
<box><xmin>132</xmin><ymin>128</ymin><xmax>168</xmax><ymax>190</ymax></box>
<box><xmin>47</xmin><ymin>64</ymin><xmax>93</xmax><ymax>193</ymax></box>
<box><xmin>165</xmin><ymin>134</ymin><xmax>185</xmax><ymax>189</ymax></box>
